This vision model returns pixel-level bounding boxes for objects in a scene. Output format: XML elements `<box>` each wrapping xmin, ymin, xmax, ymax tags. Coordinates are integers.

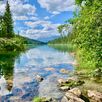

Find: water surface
<box><xmin>0</xmin><ymin>45</ymin><xmax>75</xmax><ymax>101</ymax></box>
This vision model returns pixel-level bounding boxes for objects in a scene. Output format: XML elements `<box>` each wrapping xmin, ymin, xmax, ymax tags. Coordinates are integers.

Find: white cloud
<box><xmin>13</xmin><ymin>16</ymin><xmax>29</xmax><ymax>20</ymax></box>
<box><xmin>44</xmin><ymin>16</ymin><xmax>50</xmax><ymax>20</ymax></box>
<box><xmin>37</xmin><ymin>0</ymin><xmax>77</xmax><ymax>14</ymax></box>
<box><xmin>0</xmin><ymin>0</ymin><xmax>36</xmax><ymax>19</ymax></box>
<box><xmin>20</xmin><ymin>20</ymin><xmax>60</xmax><ymax>41</ymax></box>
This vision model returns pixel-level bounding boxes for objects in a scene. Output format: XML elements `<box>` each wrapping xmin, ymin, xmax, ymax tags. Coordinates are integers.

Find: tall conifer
<box><xmin>4</xmin><ymin>0</ymin><xmax>14</xmax><ymax>38</ymax></box>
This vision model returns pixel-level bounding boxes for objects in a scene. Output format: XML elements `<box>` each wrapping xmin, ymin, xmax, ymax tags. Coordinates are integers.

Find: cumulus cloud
<box><xmin>0</xmin><ymin>0</ymin><xmax>36</xmax><ymax>20</ymax></box>
<box><xmin>21</xmin><ymin>20</ymin><xmax>60</xmax><ymax>41</ymax></box>
<box><xmin>44</xmin><ymin>16</ymin><xmax>50</xmax><ymax>20</ymax></box>
<box><xmin>37</xmin><ymin>0</ymin><xmax>77</xmax><ymax>14</ymax></box>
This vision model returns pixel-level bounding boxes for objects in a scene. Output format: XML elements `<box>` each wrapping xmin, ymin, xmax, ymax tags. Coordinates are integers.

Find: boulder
<box><xmin>35</xmin><ymin>75</ymin><xmax>44</xmax><ymax>82</ymax></box>
<box><xmin>60</xmin><ymin>69</ymin><xmax>70</xmax><ymax>74</ymax></box>
<box><xmin>88</xmin><ymin>90</ymin><xmax>102</xmax><ymax>102</ymax></box>
<box><xmin>44</xmin><ymin>68</ymin><xmax>55</xmax><ymax>71</ymax></box>
<box><xmin>69</xmin><ymin>88</ymin><xmax>81</xmax><ymax>97</ymax></box>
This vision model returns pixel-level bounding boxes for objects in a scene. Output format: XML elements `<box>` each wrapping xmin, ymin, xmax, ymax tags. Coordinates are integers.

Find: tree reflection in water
<box><xmin>0</xmin><ymin>52</ymin><xmax>20</xmax><ymax>91</ymax></box>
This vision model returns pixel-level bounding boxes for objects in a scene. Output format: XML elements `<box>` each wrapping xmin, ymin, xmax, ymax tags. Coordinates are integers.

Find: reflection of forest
<box><xmin>0</xmin><ymin>52</ymin><xmax>20</xmax><ymax>91</ymax></box>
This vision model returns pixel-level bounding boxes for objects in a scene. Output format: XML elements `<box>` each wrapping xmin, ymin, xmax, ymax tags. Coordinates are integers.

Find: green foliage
<box><xmin>71</xmin><ymin>0</ymin><xmax>102</xmax><ymax>68</ymax></box>
<box><xmin>33</xmin><ymin>97</ymin><xmax>42</xmax><ymax>102</ymax></box>
<box><xmin>57</xmin><ymin>24</ymin><xmax>69</xmax><ymax>37</ymax></box>
<box><xmin>75</xmin><ymin>0</ymin><xmax>93</xmax><ymax>5</ymax></box>
<box><xmin>0</xmin><ymin>37</ymin><xmax>26</xmax><ymax>51</ymax></box>
<box><xmin>0</xmin><ymin>1</ymin><xmax>14</xmax><ymax>38</ymax></box>
<box><xmin>92</xmin><ymin>68</ymin><xmax>102</xmax><ymax>78</ymax></box>
<box><xmin>49</xmin><ymin>0</ymin><xmax>102</xmax><ymax>72</ymax></box>
<box><xmin>3</xmin><ymin>1</ymin><xmax>14</xmax><ymax>37</ymax></box>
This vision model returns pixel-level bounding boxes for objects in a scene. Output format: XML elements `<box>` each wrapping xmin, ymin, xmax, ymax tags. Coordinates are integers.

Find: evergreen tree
<box><xmin>4</xmin><ymin>0</ymin><xmax>14</xmax><ymax>38</ymax></box>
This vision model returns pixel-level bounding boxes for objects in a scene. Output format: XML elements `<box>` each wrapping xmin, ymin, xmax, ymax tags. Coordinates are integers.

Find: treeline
<box><xmin>50</xmin><ymin>0</ymin><xmax>102</xmax><ymax>72</ymax></box>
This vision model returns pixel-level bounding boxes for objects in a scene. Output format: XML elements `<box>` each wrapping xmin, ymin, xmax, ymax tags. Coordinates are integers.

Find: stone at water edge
<box><xmin>61</xmin><ymin>96</ymin><xmax>69</xmax><ymax>102</ymax></box>
<box><xmin>65</xmin><ymin>92</ymin><xmax>85</xmax><ymax>102</ymax></box>
<box><xmin>66</xmin><ymin>76</ymin><xmax>78</xmax><ymax>82</ymax></box>
<box><xmin>57</xmin><ymin>78</ymin><xmax>66</xmax><ymax>85</ymax></box>
<box><xmin>6</xmin><ymin>80</ymin><xmax>13</xmax><ymax>85</ymax></box>
<box><xmin>35</xmin><ymin>75</ymin><xmax>44</xmax><ymax>82</ymax></box>
<box><xmin>60</xmin><ymin>69</ymin><xmax>70</xmax><ymax>74</ymax></box>
<box><xmin>68</xmin><ymin>88</ymin><xmax>82</xmax><ymax>97</ymax></box>
<box><xmin>60</xmin><ymin>86</ymin><xmax>70</xmax><ymax>91</ymax></box>
<box><xmin>6</xmin><ymin>80</ymin><xmax>13</xmax><ymax>91</ymax></box>
<box><xmin>87</xmin><ymin>90</ymin><xmax>102</xmax><ymax>102</ymax></box>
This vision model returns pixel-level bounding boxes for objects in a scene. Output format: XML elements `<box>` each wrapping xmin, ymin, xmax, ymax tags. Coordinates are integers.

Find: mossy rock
<box><xmin>60</xmin><ymin>80</ymin><xmax>85</xmax><ymax>88</ymax></box>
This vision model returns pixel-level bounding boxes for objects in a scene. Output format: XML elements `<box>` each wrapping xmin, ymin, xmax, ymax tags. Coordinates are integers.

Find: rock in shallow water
<box><xmin>44</xmin><ymin>67</ymin><xmax>55</xmax><ymax>71</ymax></box>
<box><xmin>12</xmin><ymin>88</ymin><xmax>23</xmax><ymax>96</ymax></box>
<box><xmin>57</xmin><ymin>78</ymin><xmax>66</xmax><ymax>85</ymax></box>
<box><xmin>35</xmin><ymin>75</ymin><xmax>44</xmax><ymax>82</ymax></box>
<box><xmin>59</xmin><ymin>86</ymin><xmax>70</xmax><ymax>91</ymax></box>
<box><xmin>65</xmin><ymin>92</ymin><xmax>85</xmax><ymax>102</ymax></box>
<box><xmin>61</xmin><ymin>88</ymin><xmax>85</xmax><ymax>102</ymax></box>
<box><xmin>60</xmin><ymin>69</ymin><xmax>70</xmax><ymax>74</ymax></box>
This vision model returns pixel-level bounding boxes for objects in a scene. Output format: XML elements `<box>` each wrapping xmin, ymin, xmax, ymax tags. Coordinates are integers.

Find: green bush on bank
<box><xmin>71</xmin><ymin>0</ymin><xmax>102</xmax><ymax>69</ymax></box>
<box><xmin>0</xmin><ymin>37</ymin><xmax>26</xmax><ymax>51</ymax></box>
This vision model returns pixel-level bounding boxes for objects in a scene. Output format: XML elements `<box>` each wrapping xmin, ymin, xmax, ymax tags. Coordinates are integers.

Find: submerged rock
<box><xmin>88</xmin><ymin>90</ymin><xmax>102</xmax><ymax>102</ymax></box>
<box><xmin>60</xmin><ymin>69</ymin><xmax>70</xmax><ymax>74</ymax></box>
<box><xmin>35</xmin><ymin>75</ymin><xmax>44</xmax><ymax>82</ymax></box>
<box><xmin>12</xmin><ymin>88</ymin><xmax>23</xmax><ymax>96</ymax></box>
<box><xmin>44</xmin><ymin>67</ymin><xmax>55</xmax><ymax>71</ymax></box>
<box><xmin>9</xmin><ymin>96</ymin><xmax>21</xmax><ymax>101</ymax></box>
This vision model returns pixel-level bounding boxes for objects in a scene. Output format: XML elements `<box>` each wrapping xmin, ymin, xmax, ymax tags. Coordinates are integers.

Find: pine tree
<box><xmin>4</xmin><ymin>0</ymin><xmax>14</xmax><ymax>38</ymax></box>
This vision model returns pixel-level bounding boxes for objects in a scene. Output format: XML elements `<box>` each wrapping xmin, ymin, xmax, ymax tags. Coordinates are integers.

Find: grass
<box><xmin>33</xmin><ymin>97</ymin><xmax>42</xmax><ymax>102</ymax></box>
<box><xmin>48</xmin><ymin>43</ymin><xmax>76</xmax><ymax>53</ymax></box>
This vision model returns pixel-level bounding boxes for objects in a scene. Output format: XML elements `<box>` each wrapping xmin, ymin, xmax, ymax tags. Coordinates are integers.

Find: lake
<box><xmin>0</xmin><ymin>45</ymin><xmax>75</xmax><ymax>102</ymax></box>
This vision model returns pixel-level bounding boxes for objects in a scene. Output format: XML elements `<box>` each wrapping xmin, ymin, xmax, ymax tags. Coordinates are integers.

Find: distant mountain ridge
<box><xmin>23</xmin><ymin>37</ymin><xmax>46</xmax><ymax>44</ymax></box>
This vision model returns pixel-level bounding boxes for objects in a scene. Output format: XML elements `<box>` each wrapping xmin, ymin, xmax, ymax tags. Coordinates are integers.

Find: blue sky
<box><xmin>0</xmin><ymin>0</ymin><xmax>77</xmax><ymax>42</ymax></box>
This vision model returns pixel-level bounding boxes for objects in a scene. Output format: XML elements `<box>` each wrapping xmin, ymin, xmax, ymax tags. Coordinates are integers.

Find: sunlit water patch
<box><xmin>0</xmin><ymin>45</ymin><xmax>75</xmax><ymax>101</ymax></box>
